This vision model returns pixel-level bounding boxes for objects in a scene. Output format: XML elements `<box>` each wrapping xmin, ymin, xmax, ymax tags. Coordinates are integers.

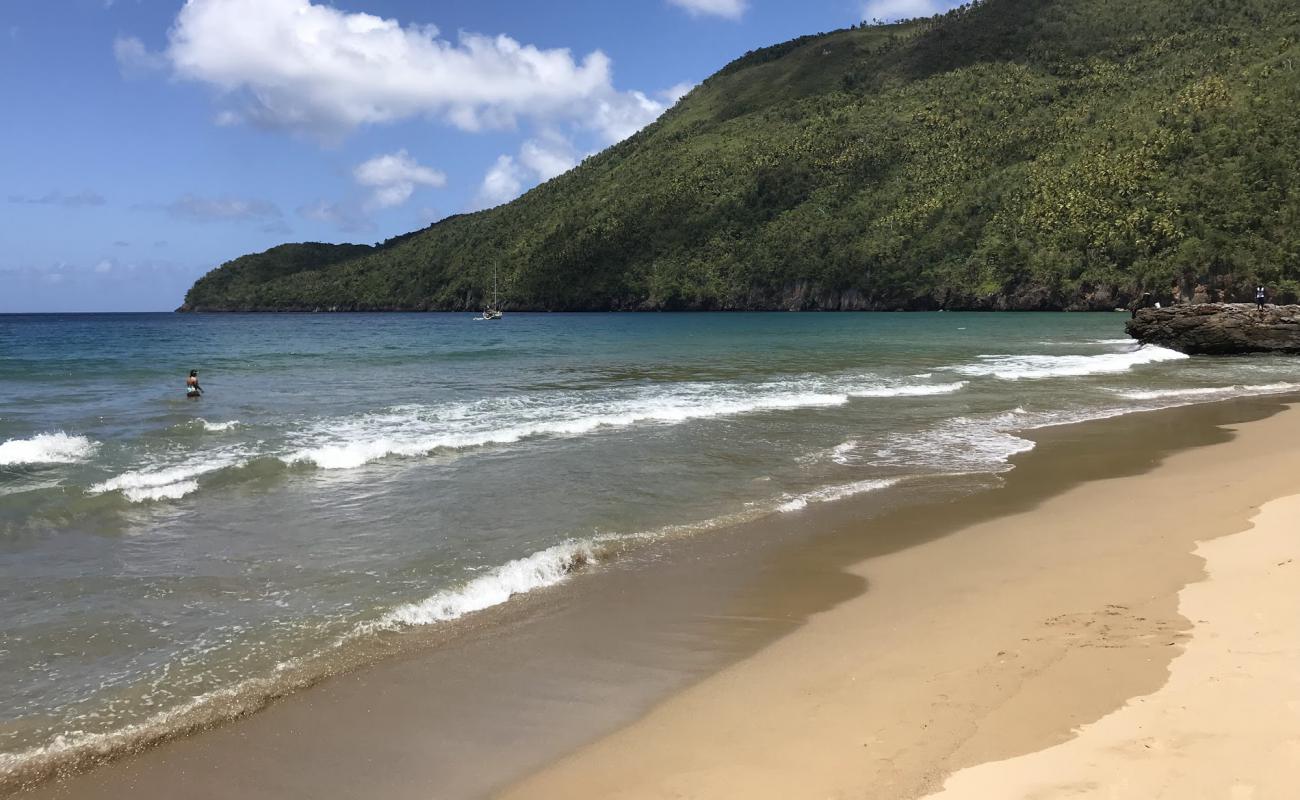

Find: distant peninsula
<box><xmin>180</xmin><ymin>0</ymin><xmax>1300</xmax><ymax>313</ymax></box>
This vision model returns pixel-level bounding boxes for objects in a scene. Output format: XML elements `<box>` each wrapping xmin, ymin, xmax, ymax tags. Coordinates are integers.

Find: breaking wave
<box><xmin>777</xmin><ymin>478</ymin><xmax>902</xmax><ymax>512</ymax></box>
<box><xmin>283</xmin><ymin>376</ymin><xmax>965</xmax><ymax>471</ymax></box>
<box><xmin>952</xmin><ymin>346</ymin><xmax>1187</xmax><ymax>380</ymax></box>
<box><xmin>365</xmin><ymin>541</ymin><xmax>600</xmax><ymax>631</ymax></box>
<box><xmin>1114</xmin><ymin>382</ymin><xmax>1300</xmax><ymax>401</ymax></box>
<box><xmin>87</xmin><ymin>453</ymin><xmax>247</xmax><ymax>503</ymax></box>
<box><xmin>0</xmin><ymin>433</ymin><xmax>98</xmax><ymax>466</ymax></box>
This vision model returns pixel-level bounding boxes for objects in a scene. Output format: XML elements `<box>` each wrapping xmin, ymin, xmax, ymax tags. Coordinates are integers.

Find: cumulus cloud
<box><xmin>472</xmin><ymin>155</ymin><xmax>527</xmax><ymax>210</ymax></box>
<box><xmin>122</xmin><ymin>0</ymin><xmax>664</xmax><ymax>144</ymax></box>
<box><xmin>353</xmin><ymin>150</ymin><xmax>446</xmax><ymax>209</ymax></box>
<box><xmin>519</xmin><ymin>133</ymin><xmax>578</xmax><ymax>182</ymax></box>
<box><xmin>298</xmin><ymin>199</ymin><xmax>375</xmax><ymax>234</ymax></box>
<box><xmin>862</xmin><ymin>0</ymin><xmax>949</xmax><ymax>23</ymax></box>
<box><xmin>471</xmin><ymin>130</ymin><xmax>585</xmax><ymax>210</ymax></box>
<box><xmin>9</xmin><ymin>190</ymin><xmax>106</xmax><ymax>208</ymax></box>
<box><xmin>667</xmin><ymin>0</ymin><xmax>748</xmax><ymax>19</ymax></box>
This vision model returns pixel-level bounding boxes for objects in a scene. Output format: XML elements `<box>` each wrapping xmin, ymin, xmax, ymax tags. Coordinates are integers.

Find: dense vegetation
<box><xmin>182</xmin><ymin>0</ymin><xmax>1300</xmax><ymax>312</ymax></box>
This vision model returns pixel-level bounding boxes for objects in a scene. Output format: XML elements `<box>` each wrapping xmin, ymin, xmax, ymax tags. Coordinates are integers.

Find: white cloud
<box><xmin>590</xmin><ymin>89</ymin><xmax>669</xmax><ymax>145</ymax></box>
<box><xmin>94</xmin><ymin>259</ymin><xmax>114</xmax><ymax>274</ymax></box>
<box><xmin>472</xmin><ymin>130</ymin><xmax>584</xmax><ymax>210</ymax></box>
<box><xmin>133</xmin><ymin>0</ymin><xmax>661</xmax><ymax>143</ymax></box>
<box><xmin>519</xmin><ymin>133</ymin><xmax>577</xmax><ymax>182</ymax></box>
<box><xmin>667</xmin><ymin>0</ymin><xmax>748</xmax><ymax>20</ymax></box>
<box><xmin>298</xmin><ymin>199</ymin><xmax>375</xmax><ymax>234</ymax></box>
<box><xmin>862</xmin><ymin>0</ymin><xmax>947</xmax><ymax>23</ymax></box>
<box><xmin>164</xmin><ymin>194</ymin><xmax>281</xmax><ymax>223</ymax></box>
<box><xmin>353</xmin><ymin>150</ymin><xmax>446</xmax><ymax>209</ymax></box>
<box><xmin>473</xmin><ymin>155</ymin><xmax>527</xmax><ymax>210</ymax></box>
<box><xmin>113</xmin><ymin>36</ymin><xmax>167</xmax><ymax>77</ymax></box>
<box><xmin>660</xmin><ymin>82</ymin><xmax>697</xmax><ymax>105</ymax></box>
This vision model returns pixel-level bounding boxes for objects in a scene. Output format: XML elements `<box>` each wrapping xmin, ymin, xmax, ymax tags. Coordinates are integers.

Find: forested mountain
<box><xmin>181</xmin><ymin>0</ymin><xmax>1300</xmax><ymax>312</ymax></box>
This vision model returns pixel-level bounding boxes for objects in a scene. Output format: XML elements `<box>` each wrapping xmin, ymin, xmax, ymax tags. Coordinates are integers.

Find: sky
<box><xmin>0</xmin><ymin>0</ymin><xmax>962</xmax><ymax>312</ymax></box>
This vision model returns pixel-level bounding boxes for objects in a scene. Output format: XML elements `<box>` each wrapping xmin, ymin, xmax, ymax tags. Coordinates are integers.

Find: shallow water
<box><xmin>2</xmin><ymin>311</ymin><xmax>1298</xmax><ymax>783</ymax></box>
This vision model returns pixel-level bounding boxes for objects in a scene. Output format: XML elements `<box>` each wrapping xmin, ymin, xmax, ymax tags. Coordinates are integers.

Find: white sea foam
<box><xmin>831</xmin><ymin>439</ymin><xmax>859</xmax><ymax>465</ymax></box>
<box><xmin>283</xmin><ymin>392</ymin><xmax>851</xmax><ymax>470</ymax></box>
<box><xmin>874</xmin><ymin>404</ymin><xmax>1157</xmax><ymax>475</ymax></box>
<box><xmin>368</xmin><ymin>540</ymin><xmax>599</xmax><ymax>630</ymax></box>
<box><xmin>952</xmin><ymin>346</ymin><xmax>1188</xmax><ymax>380</ymax></box>
<box><xmin>283</xmin><ymin>374</ymin><xmax>961</xmax><ymax>471</ymax></box>
<box><xmin>1114</xmin><ymin>382</ymin><xmax>1300</xmax><ymax>401</ymax></box>
<box><xmin>0</xmin><ymin>433</ymin><xmax>98</xmax><ymax>466</ymax></box>
<box><xmin>87</xmin><ymin>454</ymin><xmax>245</xmax><ymax>503</ymax></box>
<box><xmin>198</xmin><ymin>419</ymin><xmax>240</xmax><ymax>432</ymax></box>
<box><xmin>122</xmin><ymin>481</ymin><xmax>201</xmax><ymax>503</ymax></box>
<box><xmin>848</xmin><ymin>381</ymin><xmax>967</xmax><ymax>397</ymax></box>
<box><xmin>777</xmin><ymin>477</ymin><xmax>902</xmax><ymax>512</ymax></box>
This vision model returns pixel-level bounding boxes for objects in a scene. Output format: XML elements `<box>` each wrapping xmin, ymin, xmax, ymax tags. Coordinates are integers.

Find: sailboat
<box><xmin>476</xmin><ymin>267</ymin><xmax>504</xmax><ymax>320</ymax></box>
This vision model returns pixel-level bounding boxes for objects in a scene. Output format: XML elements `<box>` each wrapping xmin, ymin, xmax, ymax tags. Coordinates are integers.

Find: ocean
<box><xmin>2</xmin><ymin>311</ymin><xmax>1298</xmax><ymax>788</ymax></box>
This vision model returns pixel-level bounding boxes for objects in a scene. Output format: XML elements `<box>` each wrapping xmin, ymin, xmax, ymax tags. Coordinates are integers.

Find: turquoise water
<box><xmin>2</xmin><ymin>311</ymin><xmax>1299</xmax><ymax>783</ymax></box>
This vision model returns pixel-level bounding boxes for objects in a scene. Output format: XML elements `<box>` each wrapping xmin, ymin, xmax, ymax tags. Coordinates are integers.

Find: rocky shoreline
<box><xmin>1127</xmin><ymin>304</ymin><xmax>1300</xmax><ymax>355</ymax></box>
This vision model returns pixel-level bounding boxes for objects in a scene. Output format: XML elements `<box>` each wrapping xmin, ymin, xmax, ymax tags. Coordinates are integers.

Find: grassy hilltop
<box><xmin>182</xmin><ymin>0</ymin><xmax>1300</xmax><ymax>312</ymax></box>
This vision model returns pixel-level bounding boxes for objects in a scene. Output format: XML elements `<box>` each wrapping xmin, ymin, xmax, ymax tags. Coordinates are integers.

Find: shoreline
<box><xmin>504</xmin><ymin>398</ymin><xmax>1300</xmax><ymax>799</ymax></box>
<box><xmin>12</xmin><ymin>396</ymin><xmax>1299</xmax><ymax>799</ymax></box>
<box><xmin>924</xmin><ymin>490</ymin><xmax>1300</xmax><ymax>798</ymax></box>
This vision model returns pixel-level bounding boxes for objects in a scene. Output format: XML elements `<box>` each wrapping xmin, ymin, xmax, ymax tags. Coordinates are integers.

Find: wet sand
<box><xmin>16</xmin><ymin>397</ymin><xmax>1300</xmax><ymax>799</ymax></box>
<box><xmin>505</xmin><ymin>399</ymin><xmax>1300</xmax><ymax>799</ymax></box>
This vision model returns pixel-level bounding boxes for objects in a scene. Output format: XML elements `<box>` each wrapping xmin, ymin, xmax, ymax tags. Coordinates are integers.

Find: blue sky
<box><xmin>1</xmin><ymin>0</ymin><xmax>960</xmax><ymax>312</ymax></box>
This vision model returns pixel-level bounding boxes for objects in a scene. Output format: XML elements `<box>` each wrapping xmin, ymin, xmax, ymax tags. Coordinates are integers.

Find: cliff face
<box><xmin>1127</xmin><ymin>304</ymin><xmax>1300</xmax><ymax>354</ymax></box>
<box><xmin>181</xmin><ymin>0</ymin><xmax>1300</xmax><ymax>313</ymax></box>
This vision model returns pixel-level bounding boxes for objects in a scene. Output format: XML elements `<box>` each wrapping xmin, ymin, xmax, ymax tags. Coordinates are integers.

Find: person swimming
<box><xmin>186</xmin><ymin>370</ymin><xmax>203</xmax><ymax>399</ymax></box>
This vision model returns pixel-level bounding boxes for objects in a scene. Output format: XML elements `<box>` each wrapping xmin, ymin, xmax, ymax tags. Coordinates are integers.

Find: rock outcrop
<box><xmin>1126</xmin><ymin>304</ymin><xmax>1300</xmax><ymax>355</ymax></box>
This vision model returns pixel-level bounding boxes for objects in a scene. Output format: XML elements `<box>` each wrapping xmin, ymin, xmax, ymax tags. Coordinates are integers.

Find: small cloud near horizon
<box><xmin>160</xmin><ymin>194</ymin><xmax>283</xmax><ymax>224</ymax></box>
<box><xmin>298</xmin><ymin>199</ymin><xmax>376</xmax><ymax>235</ymax></box>
<box><xmin>9</xmin><ymin>190</ymin><xmax>107</xmax><ymax>208</ymax></box>
<box><xmin>666</xmin><ymin>0</ymin><xmax>748</xmax><ymax>20</ymax></box>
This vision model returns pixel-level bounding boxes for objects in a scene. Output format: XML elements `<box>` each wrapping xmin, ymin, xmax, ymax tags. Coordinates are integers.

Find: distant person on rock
<box><xmin>1130</xmin><ymin>292</ymin><xmax>1154</xmax><ymax>319</ymax></box>
<box><xmin>186</xmin><ymin>370</ymin><xmax>203</xmax><ymax>399</ymax></box>
<box><xmin>1256</xmin><ymin>286</ymin><xmax>1268</xmax><ymax>311</ymax></box>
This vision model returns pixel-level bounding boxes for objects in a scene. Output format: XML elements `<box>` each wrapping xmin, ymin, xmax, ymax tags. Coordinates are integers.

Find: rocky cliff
<box><xmin>1126</xmin><ymin>304</ymin><xmax>1300</xmax><ymax>355</ymax></box>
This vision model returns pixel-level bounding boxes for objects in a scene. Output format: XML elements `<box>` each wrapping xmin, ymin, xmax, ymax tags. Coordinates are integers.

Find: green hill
<box><xmin>181</xmin><ymin>0</ymin><xmax>1300</xmax><ymax>312</ymax></box>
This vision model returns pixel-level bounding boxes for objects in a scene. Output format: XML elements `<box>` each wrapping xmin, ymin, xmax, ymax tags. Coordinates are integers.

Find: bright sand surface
<box><xmin>503</xmin><ymin>403</ymin><xmax>1300</xmax><ymax>800</ymax></box>
<box><xmin>925</xmin><ymin>492</ymin><xmax>1300</xmax><ymax>799</ymax></box>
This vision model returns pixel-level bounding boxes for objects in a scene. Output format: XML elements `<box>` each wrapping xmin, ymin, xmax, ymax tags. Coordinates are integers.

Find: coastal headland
<box><xmin>18</xmin><ymin>396</ymin><xmax>1300</xmax><ymax>799</ymax></box>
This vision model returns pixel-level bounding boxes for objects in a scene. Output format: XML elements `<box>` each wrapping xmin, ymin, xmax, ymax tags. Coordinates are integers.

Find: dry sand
<box><xmin>503</xmin><ymin>404</ymin><xmax>1300</xmax><ymax>800</ymax></box>
<box><xmin>925</xmin><ymin>493</ymin><xmax>1300</xmax><ymax>800</ymax></box>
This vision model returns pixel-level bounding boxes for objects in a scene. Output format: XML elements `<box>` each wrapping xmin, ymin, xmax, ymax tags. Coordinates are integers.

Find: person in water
<box><xmin>186</xmin><ymin>370</ymin><xmax>203</xmax><ymax>399</ymax></box>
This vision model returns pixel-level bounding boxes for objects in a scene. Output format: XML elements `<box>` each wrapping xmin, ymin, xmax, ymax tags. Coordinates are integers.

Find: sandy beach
<box><xmin>15</xmin><ymin>398</ymin><xmax>1300</xmax><ymax>800</ymax></box>
<box><xmin>504</xmin><ymin>401</ymin><xmax>1300</xmax><ymax>799</ymax></box>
